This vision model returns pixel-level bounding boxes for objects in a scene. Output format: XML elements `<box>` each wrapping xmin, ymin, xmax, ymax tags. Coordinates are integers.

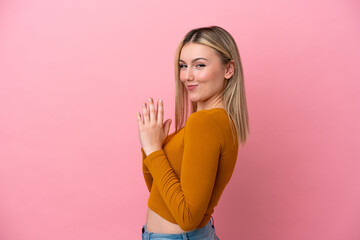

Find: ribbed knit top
<box><xmin>141</xmin><ymin>108</ymin><xmax>239</xmax><ymax>231</ymax></box>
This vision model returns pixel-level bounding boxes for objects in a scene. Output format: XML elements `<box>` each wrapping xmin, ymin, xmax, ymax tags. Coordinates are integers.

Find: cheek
<box><xmin>197</xmin><ymin>69</ymin><xmax>221</xmax><ymax>83</ymax></box>
<box><xmin>179</xmin><ymin>71</ymin><xmax>185</xmax><ymax>82</ymax></box>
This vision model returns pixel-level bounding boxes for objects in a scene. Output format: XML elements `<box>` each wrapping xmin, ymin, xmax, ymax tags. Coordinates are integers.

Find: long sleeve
<box><xmin>141</xmin><ymin>147</ymin><xmax>153</xmax><ymax>192</ymax></box>
<box><xmin>143</xmin><ymin>112</ymin><xmax>223</xmax><ymax>231</ymax></box>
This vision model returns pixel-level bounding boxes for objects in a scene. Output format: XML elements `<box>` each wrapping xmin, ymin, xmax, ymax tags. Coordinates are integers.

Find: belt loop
<box><xmin>211</xmin><ymin>216</ymin><xmax>215</xmax><ymax>228</ymax></box>
<box><xmin>182</xmin><ymin>233</ymin><xmax>188</xmax><ymax>240</ymax></box>
<box><xmin>142</xmin><ymin>224</ymin><xmax>149</xmax><ymax>240</ymax></box>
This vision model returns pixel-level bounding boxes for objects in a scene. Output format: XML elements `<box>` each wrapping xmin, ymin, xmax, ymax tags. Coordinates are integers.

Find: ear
<box><xmin>224</xmin><ymin>60</ymin><xmax>235</xmax><ymax>79</ymax></box>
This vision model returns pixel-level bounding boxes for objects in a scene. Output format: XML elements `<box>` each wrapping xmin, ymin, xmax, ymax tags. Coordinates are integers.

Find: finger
<box><xmin>165</xmin><ymin>119</ymin><xmax>171</xmax><ymax>135</ymax></box>
<box><xmin>157</xmin><ymin>99</ymin><xmax>163</xmax><ymax>124</ymax></box>
<box><xmin>142</xmin><ymin>102</ymin><xmax>149</xmax><ymax>125</ymax></box>
<box><xmin>148</xmin><ymin>98</ymin><xmax>156</xmax><ymax>123</ymax></box>
<box><xmin>136</xmin><ymin>111</ymin><xmax>143</xmax><ymax>126</ymax></box>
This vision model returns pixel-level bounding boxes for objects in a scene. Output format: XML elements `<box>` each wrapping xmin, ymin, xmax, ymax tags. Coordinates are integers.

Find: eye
<box><xmin>179</xmin><ymin>64</ymin><xmax>187</xmax><ymax>68</ymax></box>
<box><xmin>196</xmin><ymin>64</ymin><xmax>206</xmax><ymax>68</ymax></box>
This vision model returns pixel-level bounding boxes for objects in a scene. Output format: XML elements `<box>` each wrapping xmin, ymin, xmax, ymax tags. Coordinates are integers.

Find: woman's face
<box><xmin>179</xmin><ymin>43</ymin><xmax>233</xmax><ymax>108</ymax></box>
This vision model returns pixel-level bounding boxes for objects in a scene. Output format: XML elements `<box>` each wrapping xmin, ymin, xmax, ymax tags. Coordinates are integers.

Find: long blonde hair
<box><xmin>173</xmin><ymin>26</ymin><xmax>249</xmax><ymax>146</ymax></box>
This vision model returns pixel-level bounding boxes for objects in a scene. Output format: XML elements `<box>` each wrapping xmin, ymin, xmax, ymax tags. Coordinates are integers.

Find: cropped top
<box><xmin>141</xmin><ymin>108</ymin><xmax>239</xmax><ymax>231</ymax></box>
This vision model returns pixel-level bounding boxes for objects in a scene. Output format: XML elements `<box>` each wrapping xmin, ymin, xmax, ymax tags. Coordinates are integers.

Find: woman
<box><xmin>136</xmin><ymin>26</ymin><xmax>249</xmax><ymax>239</ymax></box>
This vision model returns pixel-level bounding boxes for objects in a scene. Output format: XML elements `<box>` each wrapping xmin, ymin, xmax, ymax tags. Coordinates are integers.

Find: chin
<box><xmin>189</xmin><ymin>96</ymin><xmax>201</xmax><ymax>102</ymax></box>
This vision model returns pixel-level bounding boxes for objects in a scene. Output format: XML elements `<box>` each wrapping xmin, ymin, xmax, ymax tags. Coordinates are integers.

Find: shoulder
<box><xmin>186</xmin><ymin>110</ymin><xmax>218</xmax><ymax>126</ymax></box>
<box><xmin>186</xmin><ymin>109</ymin><xmax>228</xmax><ymax>130</ymax></box>
<box><xmin>185</xmin><ymin>111</ymin><xmax>224</xmax><ymax>143</ymax></box>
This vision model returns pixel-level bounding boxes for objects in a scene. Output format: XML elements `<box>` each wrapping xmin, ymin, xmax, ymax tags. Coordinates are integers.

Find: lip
<box><xmin>187</xmin><ymin>84</ymin><xmax>198</xmax><ymax>90</ymax></box>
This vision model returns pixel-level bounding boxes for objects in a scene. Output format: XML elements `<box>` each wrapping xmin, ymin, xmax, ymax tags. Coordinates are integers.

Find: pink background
<box><xmin>1</xmin><ymin>0</ymin><xmax>359</xmax><ymax>239</ymax></box>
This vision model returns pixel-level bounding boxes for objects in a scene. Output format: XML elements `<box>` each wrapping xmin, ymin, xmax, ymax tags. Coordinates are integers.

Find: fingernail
<box><xmin>159</xmin><ymin>99</ymin><xmax>162</xmax><ymax>102</ymax></box>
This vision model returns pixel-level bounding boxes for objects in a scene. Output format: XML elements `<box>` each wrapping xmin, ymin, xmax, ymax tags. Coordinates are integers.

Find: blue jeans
<box><xmin>141</xmin><ymin>217</ymin><xmax>219</xmax><ymax>240</ymax></box>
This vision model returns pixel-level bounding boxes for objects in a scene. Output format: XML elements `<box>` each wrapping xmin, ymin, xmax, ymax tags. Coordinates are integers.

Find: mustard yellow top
<box><xmin>141</xmin><ymin>108</ymin><xmax>239</xmax><ymax>231</ymax></box>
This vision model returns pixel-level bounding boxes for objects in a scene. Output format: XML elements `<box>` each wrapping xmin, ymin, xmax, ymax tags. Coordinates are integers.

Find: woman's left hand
<box><xmin>136</xmin><ymin>97</ymin><xmax>172</xmax><ymax>156</ymax></box>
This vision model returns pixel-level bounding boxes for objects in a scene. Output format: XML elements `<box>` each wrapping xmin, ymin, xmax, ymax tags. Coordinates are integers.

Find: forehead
<box><xmin>179</xmin><ymin>43</ymin><xmax>218</xmax><ymax>59</ymax></box>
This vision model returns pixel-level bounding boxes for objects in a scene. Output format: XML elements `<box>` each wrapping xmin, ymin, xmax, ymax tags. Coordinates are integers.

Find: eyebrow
<box><xmin>178</xmin><ymin>57</ymin><xmax>208</xmax><ymax>63</ymax></box>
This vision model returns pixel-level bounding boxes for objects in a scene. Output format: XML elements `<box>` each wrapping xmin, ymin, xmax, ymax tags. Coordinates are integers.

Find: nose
<box><xmin>183</xmin><ymin>68</ymin><xmax>194</xmax><ymax>81</ymax></box>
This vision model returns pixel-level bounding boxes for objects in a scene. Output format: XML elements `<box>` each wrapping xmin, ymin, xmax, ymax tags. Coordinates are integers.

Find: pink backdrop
<box><xmin>1</xmin><ymin>0</ymin><xmax>359</xmax><ymax>239</ymax></box>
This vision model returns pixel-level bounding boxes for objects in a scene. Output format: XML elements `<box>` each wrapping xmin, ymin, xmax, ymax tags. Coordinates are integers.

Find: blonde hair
<box><xmin>173</xmin><ymin>26</ymin><xmax>249</xmax><ymax>146</ymax></box>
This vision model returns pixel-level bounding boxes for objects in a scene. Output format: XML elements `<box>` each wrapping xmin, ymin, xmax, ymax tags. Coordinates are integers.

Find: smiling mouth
<box><xmin>187</xmin><ymin>85</ymin><xmax>198</xmax><ymax>90</ymax></box>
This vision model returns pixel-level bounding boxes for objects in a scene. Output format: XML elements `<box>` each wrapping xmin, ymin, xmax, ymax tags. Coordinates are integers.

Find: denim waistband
<box><xmin>142</xmin><ymin>216</ymin><xmax>215</xmax><ymax>239</ymax></box>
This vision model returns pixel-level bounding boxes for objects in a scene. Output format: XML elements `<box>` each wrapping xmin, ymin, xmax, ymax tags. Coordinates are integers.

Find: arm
<box><xmin>141</xmin><ymin>147</ymin><xmax>153</xmax><ymax>192</ymax></box>
<box><xmin>141</xmin><ymin>131</ymin><xmax>177</xmax><ymax>193</ymax></box>
<box><xmin>143</xmin><ymin>112</ymin><xmax>223</xmax><ymax>231</ymax></box>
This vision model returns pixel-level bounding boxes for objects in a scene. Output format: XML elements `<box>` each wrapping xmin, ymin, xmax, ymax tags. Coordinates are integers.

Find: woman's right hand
<box><xmin>136</xmin><ymin>98</ymin><xmax>172</xmax><ymax>156</ymax></box>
